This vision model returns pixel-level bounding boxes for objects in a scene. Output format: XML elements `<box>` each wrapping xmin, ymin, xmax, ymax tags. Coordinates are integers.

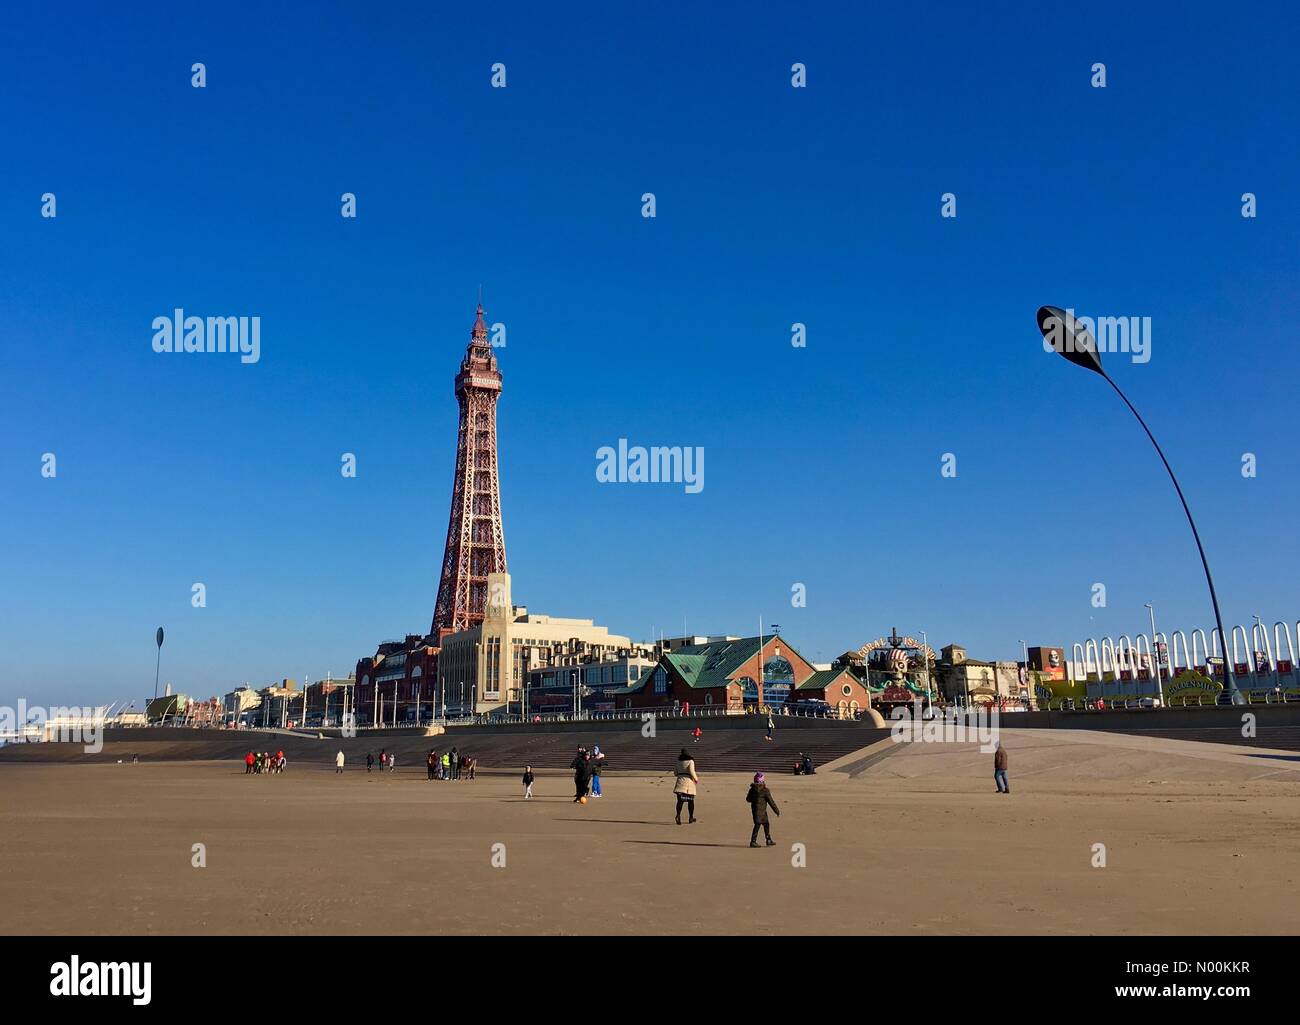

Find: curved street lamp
<box><xmin>1035</xmin><ymin>306</ymin><xmax>1239</xmax><ymax>703</ymax></box>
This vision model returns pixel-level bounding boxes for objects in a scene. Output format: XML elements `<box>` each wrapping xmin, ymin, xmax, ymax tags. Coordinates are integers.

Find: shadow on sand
<box><xmin>557</xmin><ymin>817</ymin><xmax>664</xmax><ymax>825</ymax></box>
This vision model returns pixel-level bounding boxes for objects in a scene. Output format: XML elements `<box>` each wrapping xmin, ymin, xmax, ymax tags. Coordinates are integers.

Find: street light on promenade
<box><xmin>1036</xmin><ymin>306</ymin><xmax>1239</xmax><ymax>704</ymax></box>
<box><xmin>153</xmin><ymin>627</ymin><xmax>165</xmax><ymax>703</ymax></box>
<box><xmin>1145</xmin><ymin>603</ymin><xmax>1164</xmax><ymax>705</ymax></box>
<box><xmin>1019</xmin><ymin>639</ymin><xmax>1029</xmax><ymax>708</ymax></box>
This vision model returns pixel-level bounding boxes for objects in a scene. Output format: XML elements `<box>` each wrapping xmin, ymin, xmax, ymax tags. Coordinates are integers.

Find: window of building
<box><xmin>654</xmin><ymin>668</ymin><xmax>667</xmax><ymax>694</ymax></box>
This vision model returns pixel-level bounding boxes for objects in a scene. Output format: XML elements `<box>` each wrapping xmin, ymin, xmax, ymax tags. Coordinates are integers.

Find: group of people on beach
<box><xmin>244</xmin><ymin>750</ymin><xmax>286</xmax><ymax>774</ymax></box>
<box><xmin>567</xmin><ymin>745</ymin><xmax>606</xmax><ymax>801</ymax></box>
<box><xmin>426</xmin><ymin>747</ymin><xmax>474</xmax><ymax>780</ymax></box>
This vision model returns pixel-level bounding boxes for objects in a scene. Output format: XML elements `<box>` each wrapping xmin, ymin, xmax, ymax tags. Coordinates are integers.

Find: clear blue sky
<box><xmin>3</xmin><ymin>1</ymin><xmax>1297</xmax><ymax>706</ymax></box>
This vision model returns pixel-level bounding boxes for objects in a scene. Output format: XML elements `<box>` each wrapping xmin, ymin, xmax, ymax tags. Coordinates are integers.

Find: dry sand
<box><xmin>2</xmin><ymin>729</ymin><xmax>1298</xmax><ymax>935</ymax></box>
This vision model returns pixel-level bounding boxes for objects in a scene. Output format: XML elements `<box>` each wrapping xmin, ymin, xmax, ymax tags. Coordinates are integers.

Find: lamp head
<box><xmin>1037</xmin><ymin>305</ymin><xmax>1105</xmax><ymax>376</ymax></box>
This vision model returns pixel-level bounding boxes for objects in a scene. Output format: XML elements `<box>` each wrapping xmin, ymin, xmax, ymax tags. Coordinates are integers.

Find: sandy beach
<box><xmin>2</xmin><ymin>729</ymin><xmax>1298</xmax><ymax>935</ymax></box>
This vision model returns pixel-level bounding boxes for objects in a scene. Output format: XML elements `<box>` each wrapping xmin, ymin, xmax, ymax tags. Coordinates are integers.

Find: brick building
<box><xmin>354</xmin><ymin>636</ymin><xmax>439</xmax><ymax>726</ymax></box>
<box><xmin>607</xmin><ymin>634</ymin><xmax>817</xmax><ymax>711</ymax></box>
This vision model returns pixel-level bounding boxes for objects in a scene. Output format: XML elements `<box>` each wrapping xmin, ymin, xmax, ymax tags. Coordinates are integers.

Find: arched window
<box><xmin>411</xmin><ymin>666</ymin><xmax>423</xmax><ymax>678</ymax></box>
<box><xmin>760</xmin><ymin>656</ymin><xmax>795</xmax><ymax>705</ymax></box>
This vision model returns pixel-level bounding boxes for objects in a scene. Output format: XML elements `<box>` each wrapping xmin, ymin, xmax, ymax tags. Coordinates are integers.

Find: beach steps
<box><xmin>0</xmin><ymin>722</ymin><xmax>889</xmax><ymax>775</ymax></box>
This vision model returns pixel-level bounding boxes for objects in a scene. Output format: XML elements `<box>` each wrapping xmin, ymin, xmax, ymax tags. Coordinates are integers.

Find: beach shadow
<box><xmin>557</xmin><ymin>818</ymin><xmax>664</xmax><ymax>825</ymax></box>
<box><xmin>624</xmin><ymin>840</ymin><xmax>748</xmax><ymax>849</ymax></box>
<box><xmin>1247</xmin><ymin>753</ymin><xmax>1300</xmax><ymax>762</ymax></box>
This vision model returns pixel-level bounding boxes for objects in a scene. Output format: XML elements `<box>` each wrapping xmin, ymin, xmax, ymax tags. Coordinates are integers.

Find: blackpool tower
<box><xmin>431</xmin><ymin>303</ymin><xmax>508</xmax><ymax>637</ymax></box>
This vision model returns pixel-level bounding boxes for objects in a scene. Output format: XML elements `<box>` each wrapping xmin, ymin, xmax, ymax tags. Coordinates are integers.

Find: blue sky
<box><xmin>2</xmin><ymin>1</ymin><xmax>1297</xmax><ymax>706</ymax></box>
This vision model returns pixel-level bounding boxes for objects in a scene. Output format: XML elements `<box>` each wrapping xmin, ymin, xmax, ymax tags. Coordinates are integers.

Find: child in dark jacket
<box><xmin>746</xmin><ymin>772</ymin><xmax>781</xmax><ymax>847</ymax></box>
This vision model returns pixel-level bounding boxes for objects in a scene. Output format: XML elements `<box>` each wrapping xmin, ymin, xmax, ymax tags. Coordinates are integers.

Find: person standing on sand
<box><xmin>366</xmin><ymin>752</ymin><xmax>374</xmax><ymax>773</ymax></box>
<box><xmin>589</xmin><ymin>745</ymin><xmax>605</xmax><ymax>797</ymax></box>
<box><xmin>522</xmin><ymin>765</ymin><xmax>535</xmax><ymax>799</ymax></box>
<box><xmin>245</xmin><ymin>751</ymin><xmax>255</xmax><ymax>774</ymax></box>
<box><xmin>570</xmin><ymin>747</ymin><xmax>590</xmax><ymax>802</ymax></box>
<box><xmin>379</xmin><ymin>749</ymin><xmax>387</xmax><ymax>772</ymax></box>
<box><xmin>674</xmin><ymin>748</ymin><xmax>699</xmax><ymax>824</ymax></box>
<box><xmin>441</xmin><ymin>750</ymin><xmax>450</xmax><ymax>780</ymax></box>
<box><xmin>336</xmin><ymin>750</ymin><xmax>345</xmax><ymax>774</ymax></box>
<box><xmin>746</xmin><ymin>772</ymin><xmax>780</xmax><ymax>847</ymax></box>
<box><xmin>692</xmin><ymin>726</ymin><xmax>702</xmax><ymax>744</ymax></box>
<box><xmin>766</xmin><ymin>712</ymin><xmax>775</xmax><ymax>741</ymax></box>
<box><xmin>994</xmin><ymin>742</ymin><xmax>1009</xmax><ymax>793</ymax></box>
<box><xmin>388</xmin><ymin>751</ymin><xmax>396</xmax><ymax>773</ymax></box>
<box><xmin>427</xmin><ymin>750</ymin><xmax>437</xmax><ymax>780</ymax></box>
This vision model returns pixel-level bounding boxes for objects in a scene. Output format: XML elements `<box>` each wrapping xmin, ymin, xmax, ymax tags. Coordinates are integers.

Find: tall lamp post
<box><xmin>152</xmin><ymin>627</ymin><xmax>165</xmax><ymax>703</ymax></box>
<box><xmin>1145</xmin><ymin>602</ymin><xmax>1164</xmax><ymax>705</ymax></box>
<box><xmin>919</xmin><ymin>629</ymin><xmax>930</xmax><ymax>701</ymax></box>
<box><xmin>1036</xmin><ymin>306</ymin><xmax>1239</xmax><ymax>703</ymax></box>
<box><xmin>1019</xmin><ymin>639</ymin><xmax>1029</xmax><ymax>708</ymax></box>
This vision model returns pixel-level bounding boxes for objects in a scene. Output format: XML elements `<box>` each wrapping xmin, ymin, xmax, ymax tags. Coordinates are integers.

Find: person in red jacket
<box><xmin>244</xmin><ymin>751</ymin><xmax>255</xmax><ymax>774</ymax></box>
<box><xmin>692</xmin><ymin>726</ymin><xmax>702</xmax><ymax>744</ymax></box>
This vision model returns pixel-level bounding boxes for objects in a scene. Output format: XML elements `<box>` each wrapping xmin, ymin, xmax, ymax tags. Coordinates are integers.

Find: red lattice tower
<box><xmin>431</xmin><ymin>303</ymin><xmax>508</xmax><ymax>637</ymax></box>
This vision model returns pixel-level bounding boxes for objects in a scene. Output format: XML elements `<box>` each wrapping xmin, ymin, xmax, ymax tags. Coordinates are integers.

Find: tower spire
<box><xmin>433</xmin><ymin>301</ymin><xmax>507</xmax><ymax>637</ymax></box>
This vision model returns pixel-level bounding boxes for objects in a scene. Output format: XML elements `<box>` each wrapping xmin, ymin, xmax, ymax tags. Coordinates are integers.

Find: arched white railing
<box><xmin>1152</xmin><ymin>632</ymin><xmax>1169</xmax><ymax>677</ymax></box>
<box><xmin>1231</xmin><ymin>624</ymin><xmax>1254</xmax><ymax>675</ymax></box>
<box><xmin>1072</xmin><ymin>643</ymin><xmax>1086</xmax><ymax>683</ymax></box>
<box><xmin>1191</xmin><ymin>628</ymin><xmax>1222</xmax><ymax>674</ymax></box>
<box><xmin>1135</xmin><ymin>632</ymin><xmax>1153</xmax><ymax>673</ymax></box>
<box><xmin>1100</xmin><ymin>637</ymin><xmax>1118</xmax><ymax>678</ymax></box>
<box><xmin>1084</xmin><ymin>639</ymin><xmax>1101</xmax><ymax>679</ymax></box>
<box><xmin>1172</xmin><ymin>630</ymin><xmax>1194</xmax><ymax>675</ymax></box>
<box><xmin>1276</xmin><ymin>622</ymin><xmax>1297</xmax><ymax>674</ymax></box>
<box><xmin>1116</xmin><ymin>634</ymin><xmax>1136</xmax><ymax>680</ymax></box>
<box><xmin>1252</xmin><ymin>621</ymin><xmax>1274</xmax><ymax>674</ymax></box>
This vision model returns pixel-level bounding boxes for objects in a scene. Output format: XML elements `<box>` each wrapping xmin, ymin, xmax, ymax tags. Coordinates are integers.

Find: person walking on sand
<box><xmin>673</xmin><ymin>748</ymin><xmax>699</xmax><ymax>824</ymax></box>
<box><xmin>590</xmin><ymin>745</ymin><xmax>606</xmax><ymax>797</ymax></box>
<box><xmin>994</xmin><ymin>742</ymin><xmax>1009</xmax><ymax>793</ymax></box>
<box><xmin>379</xmin><ymin>749</ymin><xmax>387</xmax><ymax>772</ymax></box>
<box><xmin>335</xmin><ymin>750</ymin><xmax>345</xmax><ymax>774</ymax></box>
<box><xmin>692</xmin><ymin>726</ymin><xmax>702</xmax><ymax>744</ymax></box>
<box><xmin>366</xmin><ymin>751</ymin><xmax>374</xmax><ymax>773</ymax></box>
<box><xmin>427</xmin><ymin>750</ymin><xmax>437</xmax><ymax>780</ymax></box>
<box><xmin>441</xmin><ymin>750</ymin><xmax>450</xmax><ymax>780</ymax></box>
<box><xmin>388</xmin><ymin>751</ymin><xmax>396</xmax><ymax>773</ymax></box>
<box><xmin>766</xmin><ymin>712</ymin><xmax>775</xmax><ymax>741</ymax></box>
<box><xmin>522</xmin><ymin>765</ymin><xmax>535</xmax><ymax>799</ymax></box>
<box><xmin>746</xmin><ymin>772</ymin><xmax>781</xmax><ymax>847</ymax></box>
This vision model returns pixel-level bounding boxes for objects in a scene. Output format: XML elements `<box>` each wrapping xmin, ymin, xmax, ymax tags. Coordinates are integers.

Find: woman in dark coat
<box><xmin>745</xmin><ymin>772</ymin><xmax>781</xmax><ymax>847</ymax></box>
<box><xmin>571</xmin><ymin>747</ymin><xmax>590</xmax><ymax>802</ymax></box>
